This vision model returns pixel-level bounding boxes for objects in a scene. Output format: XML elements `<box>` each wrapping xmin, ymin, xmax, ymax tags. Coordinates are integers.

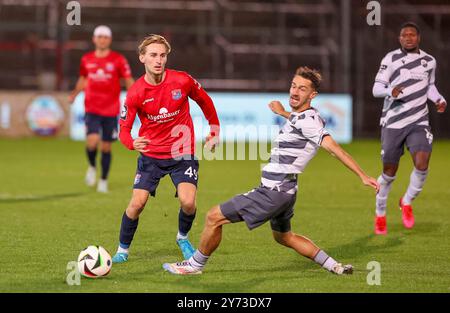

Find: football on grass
<box><xmin>77</xmin><ymin>245</ymin><xmax>112</xmax><ymax>278</ymax></box>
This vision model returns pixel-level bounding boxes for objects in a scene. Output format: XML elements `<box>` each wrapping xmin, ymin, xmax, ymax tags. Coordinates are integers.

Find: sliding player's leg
<box><xmin>270</xmin><ymin>203</ymin><xmax>352</xmax><ymax>275</ymax></box>
<box><xmin>163</xmin><ymin>205</ymin><xmax>231</xmax><ymax>275</ymax></box>
<box><xmin>272</xmin><ymin>231</ymin><xmax>353</xmax><ymax>275</ymax></box>
<box><xmin>163</xmin><ymin>186</ymin><xmax>295</xmax><ymax>275</ymax></box>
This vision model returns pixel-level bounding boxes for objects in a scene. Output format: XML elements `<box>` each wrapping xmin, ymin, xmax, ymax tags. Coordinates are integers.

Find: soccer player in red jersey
<box><xmin>69</xmin><ymin>25</ymin><xmax>134</xmax><ymax>193</ymax></box>
<box><xmin>111</xmin><ymin>34</ymin><xmax>220</xmax><ymax>263</ymax></box>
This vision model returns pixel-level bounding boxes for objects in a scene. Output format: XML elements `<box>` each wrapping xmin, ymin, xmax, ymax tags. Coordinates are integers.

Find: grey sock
<box><xmin>376</xmin><ymin>173</ymin><xmax>396</xmax><ymax>216</ymax></box>
<box><xmin>313</xmin><ymin>250</ymin><xmax>337</xmax><ymax>272</ymax></box>
<box><xmin>403</xmin><ymin>168</ymin><xmax>428</xmax><ymax>205</ymax></box>
<box><xmin>189</xmin><ymin>249</ymin><xmax>209</xmax><ymax>269</ymax></box>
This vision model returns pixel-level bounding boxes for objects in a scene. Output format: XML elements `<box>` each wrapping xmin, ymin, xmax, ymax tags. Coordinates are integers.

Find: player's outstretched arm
<box><xmin>321</xmin><ymin>135</ymin><xmax>379</xmax><ymax>192</ymax></box>
<box><xmin>187</xmin><ymin>75</ymin><xmax>220</xmax><ymax>151</ymax></box>
<box><xmin>268</xmin><ymin>101</ymin><xmax>290</xmax><ymax>118</ymax></box>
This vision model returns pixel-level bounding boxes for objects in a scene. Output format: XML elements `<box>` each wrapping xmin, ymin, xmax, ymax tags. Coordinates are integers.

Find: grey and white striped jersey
<box><xmin>374</xmin><ymin>48</ymin><xmax>441</xmax><ymax>129</ymax></box>
<box><xmin>261</xmin><ymin>108</ymin><xmax>329</xmax><ymax>194</ymax></box>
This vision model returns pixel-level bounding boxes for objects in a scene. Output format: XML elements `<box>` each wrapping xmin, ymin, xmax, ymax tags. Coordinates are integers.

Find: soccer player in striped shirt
<box><xmin>163</xmin><ymin>67</ymin><xmax>379</xmax><ymax>275</ymax></box>
<box><xmin>372</xmin><ymin>22</ymin><xmax>447</xmax><ymax>234</ymax></box>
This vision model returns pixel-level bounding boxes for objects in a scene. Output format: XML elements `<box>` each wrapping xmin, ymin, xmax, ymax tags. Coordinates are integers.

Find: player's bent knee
<box><xmin>127</xmin><ymin>196</ymin><xmax>148</xmax><ymax>217</ymax></box>
<box><xmin>414</xmin><ymin>160</ymin><xmax>429</xmax><ymax>171</ymax></box>
<box><xmin>86</xmin><ymin>142</ymin><xmax>98</xmax><ymax>151</ymax></box>
<box><xmin>383</xmin><ymin>165</ymin><xmax>398</xmax><ymax>177</ymax></box>
<box><xmin>180</xmin><ymin>199</ymin><xmax>196</xmax><ymax>214</ymax></box>
<box><xmin>126</xmin><ymin>205</ymin><xmax>144</xmax><ymax>219</ymax></box>
<box><xmin>86</xmin><ymin>134</ymin><xmax>100</xmax><ymax>147</ymax></box>
<box><xmin>205</xmin><ymin>206</ymin><xmax>225</xmax><ymax>228</ymax></box>
<box><xmin>415</xmin><ymin>164</ymin><xmax>428</xmax><ymax>171</ymax></box>
<box><xmin>273</xmin><ymin>231</ymin><xmax>292</xmax><ymax>247</ymax></box>
<box><xmin>100</xmin><ymin>144</ymin><xmax>112</xmax><ymax>153</ymax></box>
<box><xmin>205</xmin><ymin>210</ymin><xmax>218</xmax><ymax>227</ymax></box>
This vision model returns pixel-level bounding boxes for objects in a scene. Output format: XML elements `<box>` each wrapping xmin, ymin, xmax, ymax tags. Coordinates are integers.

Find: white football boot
<box><xmin>163</xmin><ymin>261</ymin><xmax>202</xmax><ymax>275</ymax></box>
<box><xmin>332</xmin><ymin>263</ymin><xmax>353</xmax><ymax>275</ymax></box>
<box><xmin>85</xmin><ymin>166</ymin><xmax>96</xmax><ymax>187</ymax></box>
<box><xmin>97</xmin><ymin>179</ymin><xmax>108</xmax><ymax>193</ymax></box>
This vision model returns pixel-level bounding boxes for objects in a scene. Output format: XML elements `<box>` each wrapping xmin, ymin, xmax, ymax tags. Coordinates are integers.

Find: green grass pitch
<box><xmin>0</xmin><ymin>138</ymin><xmax>449</xmax><ymax>292</ymax></box>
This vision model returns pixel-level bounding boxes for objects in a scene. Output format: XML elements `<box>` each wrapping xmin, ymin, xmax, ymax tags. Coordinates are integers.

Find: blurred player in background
<box><xmin>111</xmin><ymin>34</ymin><xmax>220</xmax><ymax>263</ymax></box>
<box><xmin>163</xmin><ymin>67</ymin><xmax>379</xmax><ymax>275</ymax></box>
<box><xmin>69</xmin><ymin>25</ymin><xmax>134</xmax><ymax>193</ymax></box>
<box><xmin>372</xmin><ymin>22</ymin><xmax>447</xmax><ymax>234</ymax></box>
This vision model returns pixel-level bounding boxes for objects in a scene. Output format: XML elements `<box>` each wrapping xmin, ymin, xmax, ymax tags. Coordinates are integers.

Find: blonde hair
<box><xmin>138</xmin><ymin>34</ymin><xmax>171</xmax><ymax>55</ymax></box>
<box><xmin>295</xmin><ymin>66</ymin><xmax>322</xmax><ymax>91</ymax></box>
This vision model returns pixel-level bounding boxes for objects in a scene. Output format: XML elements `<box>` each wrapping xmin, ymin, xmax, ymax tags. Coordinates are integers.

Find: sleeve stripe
<box><xmin>318</xmin><ymin>133</ymin><xmax>330</xmax><ymax>145</ymax></box>
<box><xmin>375</xmin><ymin>79</ymin><xmax>389</xmax><ymax>85</ymax></box>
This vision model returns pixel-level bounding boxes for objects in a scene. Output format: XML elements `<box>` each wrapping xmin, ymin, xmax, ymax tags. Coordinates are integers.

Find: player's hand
<box><xmin>268</xmin><ymin>101</ymin><xmax>286</xmax><ymax>116</ymax></box>
<box><xmin>204</xmin><ymin>133</ymin><xmax>219</xmax><ymax>152</ymax></box>
<box><xmin>133</xmin><ymin>136</ymin><xmax>151</xmax><ymax>153</ymax></box>
<box><xmin>362</xmin><ymin>175</ymin><xmax>380</xmax><ymax>193</ymax></box>
<box><xmin>391</xmin><ymin>86</ymin><xmax>404</xmax><ymax>98</ymax></box>
<box><xmin>435</xmin><ymin>99</ymin><xmax>447</xmax><ymax>113</ymax></box>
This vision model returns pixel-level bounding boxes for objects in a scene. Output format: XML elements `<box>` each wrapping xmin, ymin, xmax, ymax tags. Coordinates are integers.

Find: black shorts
<box><xmin>381</xmin><ymin>123</ymin><xmax>433</xmax><ymax>164</ymax></box>
<box><xmin>85</xmin><ymin>113</ymin><xmax>118</xmax><ymax>142</ymax></box>
<box><xmin>220</xmin><ymin>186</ymin><xmax>297</xmax><ymax>233</ymax></box>
<box><xmin>133</xmin><ymin>154</ymin><xmax>199</xmax><ymax>197</ymax></box>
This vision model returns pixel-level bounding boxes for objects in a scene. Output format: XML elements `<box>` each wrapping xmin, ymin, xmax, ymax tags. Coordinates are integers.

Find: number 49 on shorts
<box><xmin>184</xmin><ymin>166</ymin><xmax>198</xmax><ymax>180</ymax></box>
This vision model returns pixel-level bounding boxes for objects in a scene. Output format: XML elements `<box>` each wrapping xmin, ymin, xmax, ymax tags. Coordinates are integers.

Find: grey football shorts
<box><xmin>381</xmin><ymin>123</ymin><xmax>433</xmax><ymax>164</ymax></box>
<box><xmin>220</xmin><ymin>186</ymin><xmax>297</xmax><ymax>233</ymax></box>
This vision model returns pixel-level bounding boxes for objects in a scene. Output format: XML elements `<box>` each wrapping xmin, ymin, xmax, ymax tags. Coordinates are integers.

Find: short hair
<box><xmin>400</xmin><ymin>22</ymin><xmax>420</xmax><ymax>35</ymax></box>
<box><xmin>138</xmin><ymin>34</ymin><xmax>171</xmax><ymax>55</ymax></box>
<box><xmin>295</xmin><ymin>66</ymin><xmax>322</xmax><ymax>91</ymax></box>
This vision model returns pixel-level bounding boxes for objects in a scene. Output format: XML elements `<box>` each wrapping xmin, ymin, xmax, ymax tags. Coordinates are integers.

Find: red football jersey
<box><xmin>119</xmin><ymin>69</ymin><xmax>220</xmax><ymax>159</ymax></box>
<box><xmin>79</xmin><ymin>50</ymin><xmax>132</xmax><ymax>117</ymax></box>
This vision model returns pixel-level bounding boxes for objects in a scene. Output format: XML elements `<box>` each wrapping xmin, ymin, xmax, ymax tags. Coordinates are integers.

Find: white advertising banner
<box><xmin>70</xmin><ymin>92</ymin><xmax>352</xmax><ymax>143</ymax></box>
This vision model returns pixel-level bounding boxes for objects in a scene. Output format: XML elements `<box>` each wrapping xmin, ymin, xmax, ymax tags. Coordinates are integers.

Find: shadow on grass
<box><xmin>325</xmin><ymin>234</ymin><xmax>403</xmax><ymax>260</ymax></box>
<box><xmin>388</xmin><ymin>221</ymin><xmax>441</xmax><ymax>236</ymax></box>
<box><xmin>292</xmin><ymin>222</ymin><xmax>441</xmax><ymax>272</ymax></box>
<box><xmin>326</xmin><ymin>222</ymin><xmax>441</xmax><ymax>259</ymax></box>
<box><xmin>0</xmin><ymin>192</ymin><xmax>87</xmax><ymax>204</ymax></box>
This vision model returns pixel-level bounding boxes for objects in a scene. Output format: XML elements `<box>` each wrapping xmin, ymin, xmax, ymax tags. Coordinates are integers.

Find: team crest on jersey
<box><xmin>106</xmin><ymin>62</ymin><xmax>115</xmax><ymax>71</ymax></box>
<box><xmin>378</xmin><ymin>64</ymin><xmax>387</xmax><ymax>73</ymax></box>
<box><xmin>171</xmin><ymin>89</ymin><xmax>182</xmax><ymax>100</ymax></box>
<box><xmin>421</xmin><ymin>59</ymin><xmax>428</xmax><ymax>68</ymax></box>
